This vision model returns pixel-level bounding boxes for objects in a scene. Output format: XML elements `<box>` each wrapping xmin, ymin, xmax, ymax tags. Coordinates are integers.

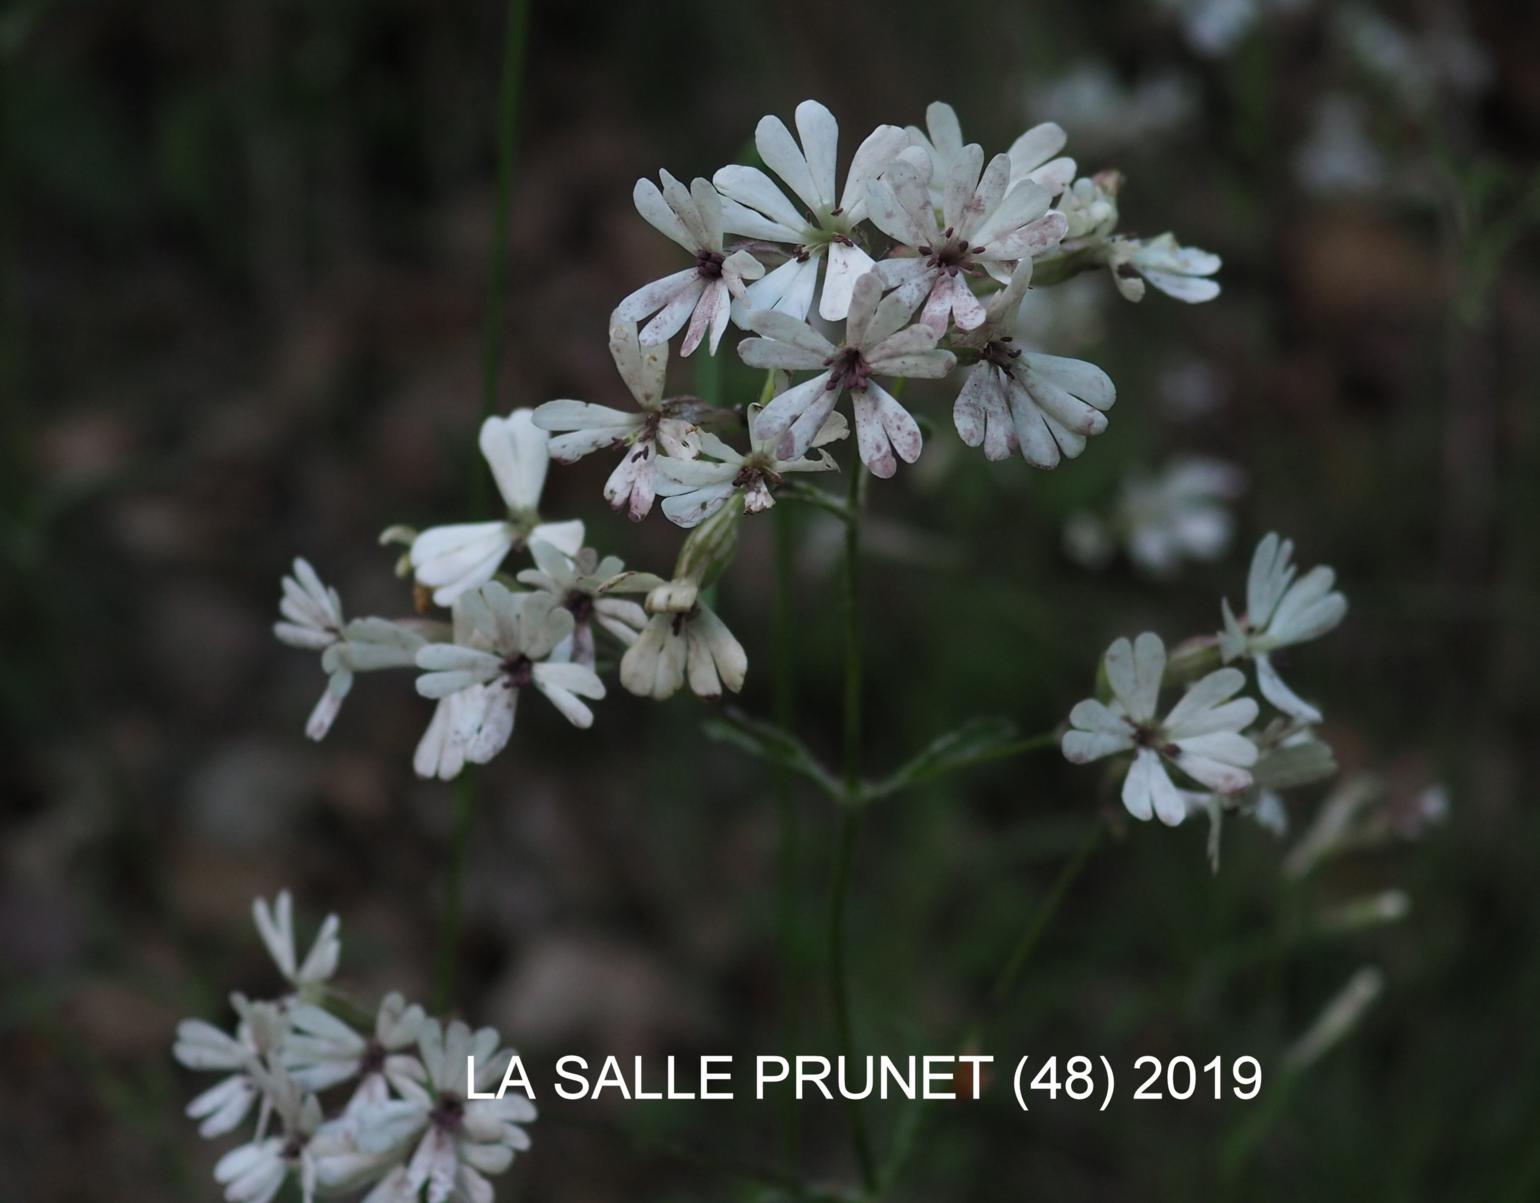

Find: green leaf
<box><xmin>703</xmin><ymin>708</ymin><xmax>842</xmax><ymax>801</ymax></box>
<box><xmin>869</xmin><ymin>716</ymin><xmax>1043</xmax><ymax>801</ymax></box>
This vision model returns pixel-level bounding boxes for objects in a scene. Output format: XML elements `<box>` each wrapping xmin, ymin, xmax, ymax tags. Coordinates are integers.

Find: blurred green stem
<box><xmin>986</xmin><ymin>822</ymin><xmax>1102</xmax><ymax>1011</ymax></box>
<box><xmin>433</xmin><ymin>0</ymin><xmax>529</xmax><ymax>1015</ymax></box>
<box><xmin>433</xmin><ymin>771</ymin><xmax>478</xmax><ymax>1013</ymax></box>
<box><xmin>773</xmin><ymin>501</ymin><xmax>801</xmax><ymax>1168</ymax></box>
<box><xmin>829</xmin><ymin>459</ymin><xmax>877</xmax><ymax>1192</ymax></box>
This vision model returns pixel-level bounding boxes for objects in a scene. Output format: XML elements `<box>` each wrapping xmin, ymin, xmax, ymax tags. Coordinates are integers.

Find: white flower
<box><xmin>905</xmin><ymin>102</ymin><xmax>1076</xmax><ymax>201</ymax></box>
<box><xmin>1065</xmin><ymin>457</ymin><xmax>1245</xmax><ymax>577</ymax></box>
<box><xmin>865</xmin><ymin>147</ymin><xmax>1068</xmax><ymax>334</ymax></box>
<box><xmin>737</xmin><ymin>272</ymin><xmax>955</xmax><ymax>476</ymax></box>
<box><xmin>654</xmin><ymin>405</ymin><xmax>845</xmax><ymax>527</ymax></box>
<box><xmin>414</xmin><ymin>584</ymin><xmax>605</xmax><ymax>763</ymax></box>
<box><xmin>515</xmin><ymin>543</ymin><xmax>649</xmax><ymax>667</ymax></box>
<box><xmin>283</xmin><ymin>993</ymin><xmax>426</xmax><ymax>1112</ymax></box>
<box><xmin>174</xmin><ymin>994</ymin><xmax>289</xmax><ymax>1139</ymax></box>
<box><xmin>411</xmin><ymin>598</ymin><xmax>504</xmax><ymax>783</ymax></box>
<box><xmin>1107</xmin><ymin>232</ymin><xmax>1222</xmax><ymax>303</ymax></box>
<box><xmin>615</xmin><ymin>171</ymin><xmax>765</xmax><ymax>356</ymax></box>
<box><xmin>1220</xmin><ymin>532</ymin><xmax>1348</xmax><ymax>722</ymax></box>
<box><xmin>1056</xmin><ymin>173</ymin><xmax>1121</xmax><ymax>240</ymax></box>
<box><xmin>409</xmin><ymin>410</ymin><xmax>585</xmax><ymax>607</ymax></box>
<box><xmin>1179</xmin><ymin>726</ymin><xmax>1335</xmax><ymax>872</ymax></box>
<box><xmin>274</xmin><ymin>559</ymin><xmax>426</xmax><ymax>740</ymax></box>
<box><xmin>253</xmin><ymin>891</ymin><xmax>341</xmax><ymax>1003</ymax></box>
<box><xmin>952</xmin><ymin>261</ymin><xmax>1115</xmax><ymax>467</ymax></box>
<box><xmin>533</xmin><ymin>317</ymin><xmax>710</xmax><ymax>521</ymax></box>
<box><xmin>353</xmin><ymin>1019</ymin><xmax>535</xmax><ymax>1203</ymax></box>
<box><xmin>713</xmin><ymin>101</ymin><xmax>910</xmax><ymax>322</ymax></box>
<box><xmin>213</xmin><ymin>1062</ymin><xmax>366</xmax><ymax>1203</ymax></box>
<box><xmin>1061</xmin><ymin>632</ymin><xmax>1259</xmax><ymax>826</ymax></box>
<box><xmin>619</xmin><ymin>578</ymin><xmax>746</xmax><ymax>702</ymax></box>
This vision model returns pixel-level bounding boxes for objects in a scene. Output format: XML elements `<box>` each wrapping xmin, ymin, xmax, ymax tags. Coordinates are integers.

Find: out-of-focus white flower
<box><xmin>952</xmin><ymin>261</ymin><xmax>1115</xmax><ymax>468</ymax></box>
<box><xmin>273</xmin><ymin>560</ymin><xmax>427</xmax><ymax>740</ymax></box>
<box><xmin>1283</xmin><ymin>771</ymin><xmax>1443</xmax><ymax>878</ymax></box>
<box><xmin>1062</xmin><ymin>632</ymin><xmax>1259</xmax><ymax>826</ymax></box>
<box><xmin>619</xmin><ymin>577</ymin><xmax>746</xmax><ymax>702</ymax></box>
<box><xmin>1283</xmin><ymin>966</ymin><xmax>1384</xmax><ymax>1072</ymax></box>
<box><xmin>1157</xmin><ymin>355</ymin><xmax>1227</xmax><ymax>422</ymax></box>
<box><xmin>414</xmin><ymin>584</ymin><xmax>604</xmax><ymax>763</ymax></box>
<box><xmin>738</xmin><ymin>272</ymin><xmax>955</xmax><ymax>476</ymax></box>
<box><xmin>1220</xmin><ymin>532</ymin><xmax>1347</xmax><ymax>722</ymax></box>
<box><xmin>655</xmin><ymin>405</ymin><xmax>845</xmax><ymax>527</ymax></box>
<box><xmin>409</xmin><ymin>411</ymin><xmax>584</xmax><ymax>607</ymax></box>
<box><xmin>1107</xmin><ymin>233</ymin><xmax>1222</xmax><ymax>304</ymax></box>
<box><xmin>1335</xmin><ymin>4</ymin><xmax>1491</xmax><ymax>116</ymax></box>
<box><xmin>615</xmin><ymin>171</ymin><xmax>765</xmax><ymax>356</ymax></box>
<box><xmin>1295</xmin><ymin>95</ymin><xmax>1387</xmax><ymax>197</ymax></box>
<box><xmin>283</xmin><ymin>993</ymin><xmax>425</xmax><ymax>1112</ymax></box>
<box><xmin>175</xmin><ymin>995</ymin><xmax>289</xmax><ymax>1139</ymax></box>
<box><xmin>1393</xmin><ymin>783</ymin><xmax>1450</xmax><ymax>838</ymax></box>
<box><xmin>1066</xmin><ymin>458</ymin><xmax>1245</xmax><ymax>577</ymax></box>
<box><xmin>713</xmin><ymin>101</ymin><xmax>910</xmax><ymax>321</ymax></box>
<box><xmin>866</xmin><ymin>149</ymin><xmax>1067</xmax><ymax>333</ymax></box>
<box><xmin>353</xmin><ymin>1020</ymin><xmax>535</xmax><ymax>1203</ymax></box>
<box><xmin>1029</xmin><ymin>65</ymin><xmax>1197</xmax><ymax>155</ymax></box>
<box><xmin>905</xmin><ymin>102</ymin><xmax>1075</xmax><ymax>202</ymax></box>
<box><xmin>1165</xmin><ymin>0</ymin><xmax>1265</xmax><ymax>57</ymax></box>
<box><xmin>516</xmin><ymin>543</ymin><xmax>649</xmax><ymax>667</ymax></box>
<box><xmin>533</xmin><ymin>318</ymin><xmax>710</xmax><ymax>522</ymax></box>
<box><xmin>252</xmin><ymin>891</ymin><xmax>340</xmax><ymax>1003</ymax></box>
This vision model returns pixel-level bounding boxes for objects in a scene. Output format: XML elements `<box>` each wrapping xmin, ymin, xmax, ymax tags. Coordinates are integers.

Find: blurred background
<box><xmin>3</xmin><ymin>0</ymin><xmax>1539</xmax><ymax>1198</ymax></box>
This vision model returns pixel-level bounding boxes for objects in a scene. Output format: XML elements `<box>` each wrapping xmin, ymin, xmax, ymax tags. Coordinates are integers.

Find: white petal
<box><xmin>479</xmin><ymin>410</ymin><xmax>548</xmax><ymax>513</ymax></box>
<box><xmin>713</xmin><ymin>163</ymin><xmax>807</xmax><ymax>233</ymax></box>
<box><xmin>756</xmin><ymin>112</ymin><xmax>821</xmax><ymax>214</ymax></box>
<box><xmin>1256</xmin><ymin>653</ymin><xmax>1323</xmax><ymax>723</ymax></box>
<box><xmin>794</xmin><ymin>100</ymin><xmax>839</xmax><ymax>209</ymax></box>
<box><xmin>632</xmin><ymin>177</ymin><xmax>695</xmax><ymax>250</ymax></box>
<box><xmin>819</xmin><ymin>241</ymin><xmax>873</xmax><ymax>321</ymax></box>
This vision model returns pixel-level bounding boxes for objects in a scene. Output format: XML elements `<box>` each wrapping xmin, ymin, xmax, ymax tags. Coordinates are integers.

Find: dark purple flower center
<box><xmin>982</xmin><ymin>336</ymin><xmax>1021</xmax><ymax>368</ymax></box>
<box><xmin>358</xmin><ymin>1037</ymin><xmax>387</xmax><ymax>1076</ymax></box>
<box><xmin>431</xmin><ymin>1093</ymin><xmax>466</xmax><ymax>1132</ymax></box>
<box><xmin>501</xmin><ymin>654</ymin><xmax>535</xmax><ymax>688</ymax></box>
<box><xmin>825</xmin><ymin>346</ymin><xmax>872</xmax><ymax>393</ymax></box>
<box><xmin>918</xmin><ymin>227</ymin><xmax>985</xmax><ymax>275</ymax></box>
<box><xmin>1130</xmin><ymin>721</ymin><xmax>1179</xmax><ymax>758</ymax></box>
<box><xmin>696</xmin><ymin>250</ymin><xmax>725</xmax><ymax>278</ymax></box>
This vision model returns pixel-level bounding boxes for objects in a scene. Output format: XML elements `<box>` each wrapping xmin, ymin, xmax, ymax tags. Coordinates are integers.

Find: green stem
<box><xmin>773</xmin><ymin>502</ymin><xmax>801</xmax><ymax>1168</ymax></box>
<box><xmin>985</xmin><ymin>822</ymin><xmax>1102</xmax><ymax>1012</ymax></box>
<box><xmin>434</xmin><ymin>0</ymin><xmax>528</xmax><ymax>1015</ymax></box>
<box><xmin>829</xmin><ymin>459</ymin><xmax>876</xmax><ymax>1192</ymax></box>
<box><xmin>841</xmin><ymin>463</ymin><xmax>865</xmax><ymax>799</ymax></box>
<box><xmin>877</xmin><ymin>823</ymin><xmax>1103</xmax><ymax>1194</ymax></box>
<box><xmin>471</xmin><ymin>0</ymin><xmax>531</xmax><ymax>496</ymax></box>
<box><xmin>432</xmin><ymin>772</ymin><xmax>478</xmax><ymax>1013</ymax></box>
<box><xmin>828</xmin><ymin>809</ymin><xmax>874</xmax><ymax>1193</ymax></box>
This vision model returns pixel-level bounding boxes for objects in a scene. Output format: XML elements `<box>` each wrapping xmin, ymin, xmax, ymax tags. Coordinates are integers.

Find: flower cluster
<box><xmin>1061</xmin><ymin>532</ymin><xmax>1349</xmax><ymax>868</ymax></box>
<box><xmin>273</xmin><ymin>97</ymin><xmax>1219</xmax><ymax>778</ymax></box>
<box><xmin>174</xmin><ymin>892</ymin><xmax>535</xmax><ymax>1203</ymax></box>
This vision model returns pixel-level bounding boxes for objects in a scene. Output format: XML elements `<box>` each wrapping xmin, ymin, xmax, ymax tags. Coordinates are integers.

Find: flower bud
<box><xmin>674</xmin><ymin>492</ymin><xmax>744</xmax><ymax>588</ymax></box>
